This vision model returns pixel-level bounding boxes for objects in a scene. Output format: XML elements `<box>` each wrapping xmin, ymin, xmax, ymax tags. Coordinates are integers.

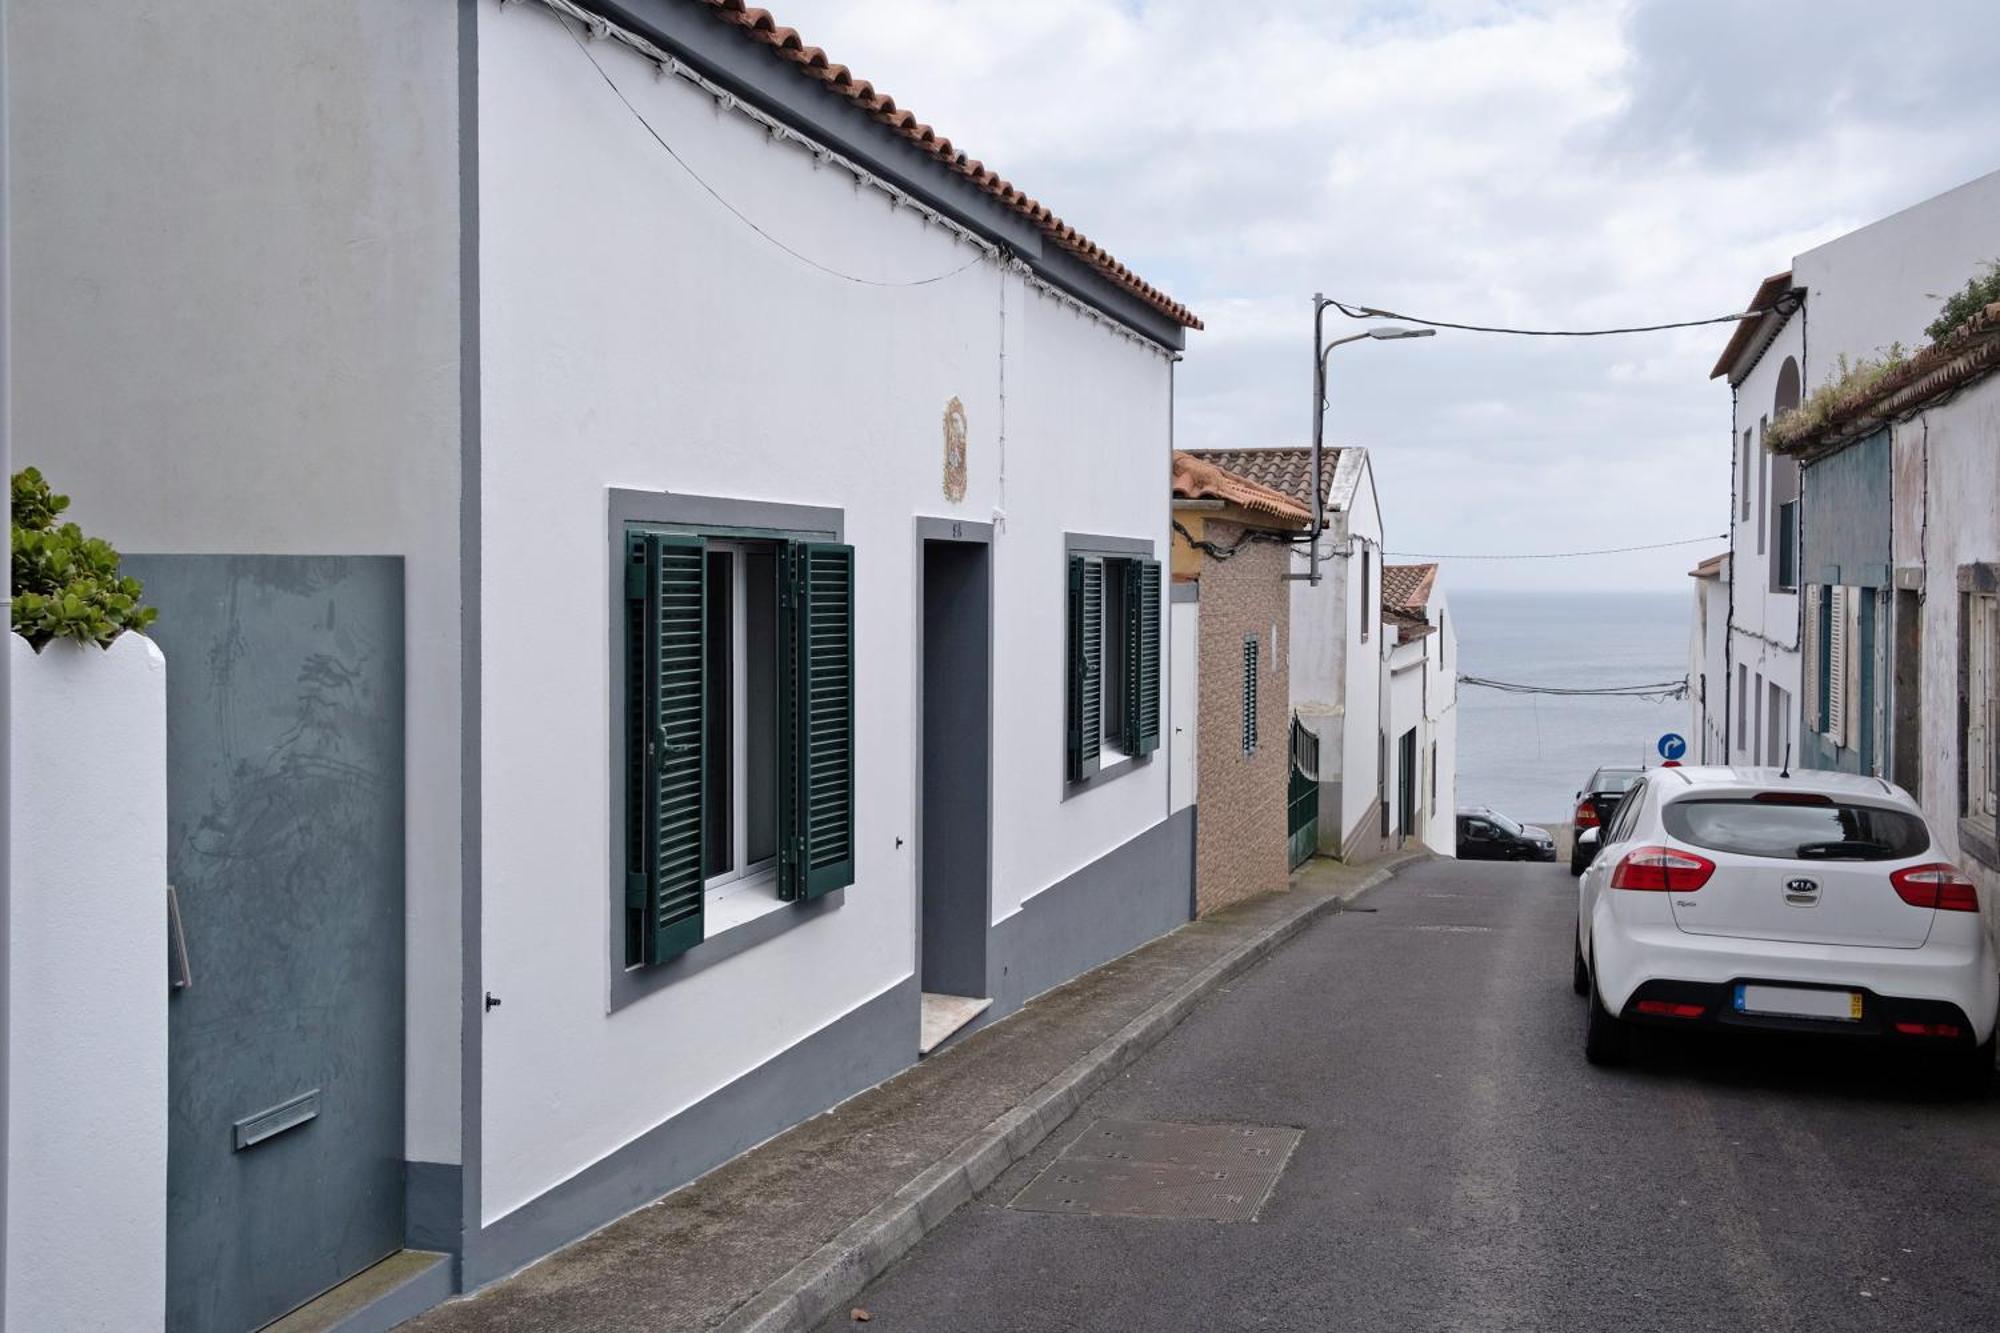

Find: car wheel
<box><xmin>1584</xmin><ymin>973</ymin><xmax>1630</xmax><ymax>1067</ymax></box>
<box><xmin>1571</xmin><ymin>935</ymin><xmax>1589</xmax><ymax>997</ymax></box>
<box><xmin>1569</xmin><ymin>853</ymin><xmax>1585</xmax><ymax>877</ymax></box>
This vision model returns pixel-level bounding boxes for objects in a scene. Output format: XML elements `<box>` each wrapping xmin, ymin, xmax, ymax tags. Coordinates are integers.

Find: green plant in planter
<box><xmin>11</xmin><ymin>467</ymin><xmax>157</xmax><ymax>649</ymax></box>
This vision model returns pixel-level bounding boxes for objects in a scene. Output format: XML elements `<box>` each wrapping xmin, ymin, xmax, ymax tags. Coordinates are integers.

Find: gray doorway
<box><xmin>1397</xmin><ymin>728</ymin><xmax>1418</xmax><ymax>845</ymax></box>
<box><xmin>129</xmin><ymin>556</ymin><xmax>407</xmax><ymax>1333</ymax></box>
<box><xmin>918</xmin><ymin>533</ymin><xmax>992</xmax><ymax>1052</ymax></box>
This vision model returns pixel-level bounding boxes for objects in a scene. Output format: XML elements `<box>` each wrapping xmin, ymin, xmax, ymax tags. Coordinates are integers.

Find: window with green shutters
<box><xmin>1066</xmin><ymin>548</ymin><xmax>1162</xmax><ymax>785</ymax></box>
<box><xmin>624</xmin><ymin>528</ymin><xmax>856</xmax><ymax>966</ymax></box>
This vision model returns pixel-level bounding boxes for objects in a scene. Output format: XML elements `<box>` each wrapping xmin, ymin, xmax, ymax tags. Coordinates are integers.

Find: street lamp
<box><xmin>1302</xmin><ymin>294</ymin><xmax>1435</xmax><ymax>585</ymax></box>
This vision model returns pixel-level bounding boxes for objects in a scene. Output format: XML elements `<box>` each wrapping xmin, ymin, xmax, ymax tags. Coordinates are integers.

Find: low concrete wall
<box><xmin>7</xmin><ymin>633</ymin><xmax>169</xmax><ymax>1331</ymax></box>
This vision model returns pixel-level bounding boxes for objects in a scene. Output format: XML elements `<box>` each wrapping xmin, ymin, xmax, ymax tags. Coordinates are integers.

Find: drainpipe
<box><xmin>1</xmin><ymin>0</ymin><xmax>15</xmax><ymax>1315</ymax></box>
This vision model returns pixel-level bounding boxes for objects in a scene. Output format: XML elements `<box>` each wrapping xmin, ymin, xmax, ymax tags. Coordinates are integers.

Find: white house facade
<box><xmin>1687</xmin><ymin>551</ymin><xmax>1730</xmax><ymax>764</ymax></box>
<box><xmin>1705</xmin><ymin>169</ymin><xmax>2000</xmax><ymax>777</ymax></box>
<box><xmin>1381</xmin><ymin>563</ymin><xmax>1458</xmax><ymax>857</ymax></box>
<box><xmin>8</xmin><ymin>0</ymin><xmax>1200</xmax><ymax>1326</ymax></box>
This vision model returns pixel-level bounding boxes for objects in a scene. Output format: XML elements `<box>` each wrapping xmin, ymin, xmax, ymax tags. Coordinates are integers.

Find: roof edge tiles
<box><xmin>1710</xmin><ymin>271</ymin><xmax>1797</xmax><ymax>381</ymax></box>
<box><xmin>1381</xmin><ymin>561</ymin><xmax>1438</xmax><ymax>613</ymax></box>
<box><xmin>1171</xmin><ymin>452</ymin><xmax>1311</xmax><ymax>526</ymax></box>
<box><xmin>1183</xmin><ymin>447</ymin><xmax>1344</xmax><ymax>513</ymax></box>
<box><xmin>1769</xmin><ymin>301</ymin><xmax>2000</xmax><ymax>459</ymax></box>
<box><xmin>690</xmin><ymin>0</ymin><xmax>1201</xmax><ymax>332</ymax></box>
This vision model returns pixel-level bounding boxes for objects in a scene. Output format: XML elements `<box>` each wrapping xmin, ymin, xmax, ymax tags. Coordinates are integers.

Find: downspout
<box><xmin>1724</xmin><ymin>381</ymin><xmax>1737</xmax><ymax>765</ymax></box>
<box><xmin>1</xmin><ymin>0</ymin><xmax>14</xmax><ymax>1313</ymax></box>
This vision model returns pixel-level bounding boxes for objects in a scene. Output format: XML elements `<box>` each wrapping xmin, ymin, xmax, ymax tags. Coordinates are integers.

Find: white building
<box><xmin>1700</xmin><ymin>169</ymin><xmax>2000</xmax><ymax>776</ymax></box>
<box><xmin>1186</xmin><ymin>447</ymin><xmax>1395</xmax><ymax>859</ymax></box>
<box><xmin>1381</xmin><ymin>563</ymin><xmax>1459</xmax><ymax>856</ymax></box>
<box><xmin>1687</xmin><ymin>551</ymin><xmax>1730</xmax><ymax>764</ymax></box>
<box><xmin>8</xmin><ymin>0</ymin><xmax>1199</xmax><ymax>1325</ymax></box>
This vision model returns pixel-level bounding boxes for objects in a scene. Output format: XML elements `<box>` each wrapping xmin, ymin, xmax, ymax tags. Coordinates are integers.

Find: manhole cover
<box><xmin>1009</xmin><ymin>1118</ymin><xmax>1301</xmax><ymax>1221</ymax></box>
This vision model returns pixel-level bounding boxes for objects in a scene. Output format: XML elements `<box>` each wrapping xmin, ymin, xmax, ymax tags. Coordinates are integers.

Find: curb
<box><xmin>718</xmin><ymin>852</ymin><xmax>1425</xmax><ymax>1333</ymax></box>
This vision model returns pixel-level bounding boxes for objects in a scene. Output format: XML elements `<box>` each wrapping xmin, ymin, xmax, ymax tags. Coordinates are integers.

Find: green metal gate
<box><xmin>1288</xmin><ymin>716</ymin><xmax>1319</xmax><ymax>870</ymax></box>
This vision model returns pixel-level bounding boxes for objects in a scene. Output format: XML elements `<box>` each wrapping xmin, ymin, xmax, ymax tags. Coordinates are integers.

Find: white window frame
<box><xmin>703</xmin><ymin>540</ymin><xmax>785</xmax><ymax>931</ymax></box>
<box><xmin>1969</xmin><ymin>594</ymin><xmax>2000</xmax><ymax>819</ymax></box>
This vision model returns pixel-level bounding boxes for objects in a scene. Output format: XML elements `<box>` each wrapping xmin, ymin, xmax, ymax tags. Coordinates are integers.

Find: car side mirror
<box><xmin>1578</xmin><ymin>828</ymin><xmax>1600</xmax><ymax>850</ymax></box>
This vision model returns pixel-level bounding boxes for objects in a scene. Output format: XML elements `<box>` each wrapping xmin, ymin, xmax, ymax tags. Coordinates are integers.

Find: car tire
<box><xmin>1569</xmin><ymin>853</ymin><xmax>1585</xmax><ymax>877</ymax></box>
<box><xmin>1571</xmin><ymin>935</ymin><xmax>1589</xmax><ymax>997</ymax></box>
<box><xmin>1584</xmin><ymin>973</ymin><xmax>1630</xmax><ymax>1067</ymax></box>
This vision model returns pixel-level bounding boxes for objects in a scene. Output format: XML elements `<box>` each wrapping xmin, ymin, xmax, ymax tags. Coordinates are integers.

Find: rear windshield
<box><xmin>1590</xmin><ymin>770</ymin><xmax>1642</xmax><ymax>795</ymax></box>
<box><xmin>1661</xmin><ymin>798</ymin><xmax>1930</xmax><ymax>861</ymax></box>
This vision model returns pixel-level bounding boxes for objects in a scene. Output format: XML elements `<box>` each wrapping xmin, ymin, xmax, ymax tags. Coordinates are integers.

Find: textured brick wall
<box><xmin>1194</xmin><ymin>521</ymin><xmax>1294</xmax><ymax>914</ymax></box>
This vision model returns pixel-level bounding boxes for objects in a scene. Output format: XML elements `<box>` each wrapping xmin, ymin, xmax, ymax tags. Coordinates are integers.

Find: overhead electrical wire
<box><xmin>1384</xmin><ymin>534</ymin><xmax>1725</xmax><ymax>560</ymax></box>
<box><xmin>1326</xmin><ymin>298</ymin><xmax>1785</xmax><ymax>337</ymax></box>
<box><xmin>1461</xmin><ymin>674</ymin><xmax>1690</xmax><ymax>702</ymax></box>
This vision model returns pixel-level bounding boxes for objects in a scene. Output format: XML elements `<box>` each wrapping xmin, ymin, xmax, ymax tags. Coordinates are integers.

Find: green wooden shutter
<box><xmin>627</xmin><ymin>531</ymin><xmax>706</xmax><ymax>963</ymax></box>
<box><xmin>1067</xmin><ymin>556</ymin><xmax>1103</xmax><ymax>781</ymax></box>
<box><xmin>1126</xmin><ymin>558</ymin><xmax>1162</xmax><ymax>756</ymax></box>
<box><xmin>780</xmin><ymin>542</ymin><xmax>855</xmax><ymax>900</ymax></box>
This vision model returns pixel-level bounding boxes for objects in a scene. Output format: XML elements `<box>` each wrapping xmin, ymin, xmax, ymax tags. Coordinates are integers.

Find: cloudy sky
<box><xmin>769</xmin><ymin>0</ymin><xmax>1999</xmax><ymax>590</ymax></box>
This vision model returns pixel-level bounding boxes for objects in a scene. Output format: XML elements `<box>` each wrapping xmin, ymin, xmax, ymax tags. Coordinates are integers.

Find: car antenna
<box><xmin>1780</xmin><ymin>742</ymin><xmax>1791</xmax><ymax>780</ymax></box>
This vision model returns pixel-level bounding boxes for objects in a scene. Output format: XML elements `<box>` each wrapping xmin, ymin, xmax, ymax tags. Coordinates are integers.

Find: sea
<box><xmin>1451</xmin><ymin>589</ymin><xmax>1692</xmax><ymax>825</ymax></box>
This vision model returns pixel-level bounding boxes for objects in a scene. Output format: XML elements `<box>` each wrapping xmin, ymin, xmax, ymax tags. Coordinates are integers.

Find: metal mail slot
<box><xmin>233</xmin><ymin>1089</ymin><xmax>320</xmax><ymax>1151</ymax></box>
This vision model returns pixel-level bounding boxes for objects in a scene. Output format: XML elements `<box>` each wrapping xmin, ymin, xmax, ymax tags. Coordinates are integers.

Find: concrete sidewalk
<box><xmin>408</xmin><ymin>853</ymin><xmax>1421</xmax><ymax>1333</ymax></box>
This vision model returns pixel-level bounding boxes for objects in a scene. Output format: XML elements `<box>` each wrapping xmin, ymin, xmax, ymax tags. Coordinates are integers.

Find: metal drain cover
<box><xmin>1009</xmin><ymin>1118</ymin><xmax>1301</xmax><ymax>1221</ymax></box>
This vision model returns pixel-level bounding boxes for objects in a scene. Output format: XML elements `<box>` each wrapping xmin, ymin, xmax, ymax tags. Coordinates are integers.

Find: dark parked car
<box><xmin>1457</xmin><ymin>808</ymin><xmax>1557</xmax><ymax>862</ymax></box>
<box><xmin>1570</xmin><ymin>765</ymin><xmax>1644</xmax><ymax>874</ymax></box>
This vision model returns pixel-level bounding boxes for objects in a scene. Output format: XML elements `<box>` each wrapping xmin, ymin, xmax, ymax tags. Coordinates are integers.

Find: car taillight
<box><xmin>1890</xmin><ymin>862</ymin><xmax>1980</xmax><ymax>912</ymax></box>
<box><xmin>1574</xmin><ymin>801</ymin><xmax>1599</xmax><ymax>827</ymax></box>
<box><xmin>1894</xmin><ymin>1021</ymin><xmax>1964</xmax><ymax>1038</ymax></box>
<box><xmin>1609</xmin><ymin>845</ymin><xmax>1716</xmax><ymax>892</ymax></box>
<box><xmin>1636</xmin><ymin>1000</ymin><xmax>1704</xmax><ymax>1019</ymax></box>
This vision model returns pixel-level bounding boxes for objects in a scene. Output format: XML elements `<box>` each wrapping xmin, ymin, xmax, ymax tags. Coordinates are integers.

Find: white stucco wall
<box><xmin>6</xmin><ymin>0</ymin><xmax>466</xmax><ymax>1163</ymax></box>
<box><xmin>1726</xmin><ymin>314</ymin><xmax>1803</xmax><ymax>766</ymax></box>
<box><xmin>1385</xmin><ymin>639</ymin><xmax>1427</xmax><ymax>841</ymax></box>
<box><xmin>1424</xmin><ymin>587</ymin><xmax>1460</xmax><ymax>857</ymax></box>
<box><xmin>1793</xmin><ymin>170</ymin><xmax>2000</xmax><ymax>389</ymax></box>
<box><xmin>476</xmin><ymin>3</ymin><xmax>1174</xmax><ymax>1221</ymax></box>
<box><xmin>1905</xmin><ymin>375</ymin><xmax>2000</xmax><ymax>885</ymax></box>
<box><xmin>7</xmin><ymin>635</ymin><xmax>169</xmax><ymax>1332</ymax></box>
<box><xmin>1170</xmin><ymin>598</ymin><xmax>1198</xmax><ymax>810</ymax></box>
<box><xmin>1340</xmin><ymin>459</ymin><xmax>1387</xmax><ymax>844</ymax></box>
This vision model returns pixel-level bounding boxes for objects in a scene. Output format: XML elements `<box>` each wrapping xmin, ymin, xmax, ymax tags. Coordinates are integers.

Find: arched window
<box><xmin>1774</xmin><ymin>356</ymin><xmax>1801</xmax><ymax>416</ymax></box>
<box><xmin>1769</xmin><ymin>356</ymin><xmax>1802</xmax><ymax>591</ymax></box>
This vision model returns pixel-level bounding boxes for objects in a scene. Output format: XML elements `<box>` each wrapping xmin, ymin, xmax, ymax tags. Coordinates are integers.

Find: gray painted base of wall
<box><xmin>405</xmin><ymin>1161</ymin><xmax>463</xmax><ymax>1255</ymax></box>
<box><xmin>463</xmin><ymin>977</ymin><xmax>918</xmax><ymax>1289</ymax></box>
<box><xmin>981</xmin><ymin>807</ymin><xmax>1194</xmax><ymax>1028</ymax></box>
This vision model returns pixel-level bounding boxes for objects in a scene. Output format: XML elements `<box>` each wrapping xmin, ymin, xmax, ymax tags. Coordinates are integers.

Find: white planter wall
<box><xmin>7</xmin><ymin>633</ymin><xmax>168</xmax><ymax>1332</ymax></box>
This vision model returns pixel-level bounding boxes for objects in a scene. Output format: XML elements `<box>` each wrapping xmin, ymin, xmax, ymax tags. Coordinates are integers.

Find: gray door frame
<box><xmin>912</xmin><ymin>518</ymin><xmax>995</xmax><ymax>1004</ymax></box>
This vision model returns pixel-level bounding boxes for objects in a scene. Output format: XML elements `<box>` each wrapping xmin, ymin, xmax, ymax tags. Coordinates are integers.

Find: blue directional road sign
<box><xmin>1657</xmin><ymin>732</ymin><xmax>1688</xmax><ymax>761</ymax></box>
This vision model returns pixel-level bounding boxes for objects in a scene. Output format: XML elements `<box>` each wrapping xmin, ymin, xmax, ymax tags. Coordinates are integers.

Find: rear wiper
<box><xmin>1796</xmin><ymin>840</ymin><xmax>1893</xmax><ymax>860</ymax></box>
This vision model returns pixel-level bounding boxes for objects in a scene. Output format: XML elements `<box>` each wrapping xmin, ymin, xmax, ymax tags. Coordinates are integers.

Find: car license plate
<box><xmin>1734</xmin><ymin>984</ymin><xmax>1863</xmax><ymax>1021</ymax></box>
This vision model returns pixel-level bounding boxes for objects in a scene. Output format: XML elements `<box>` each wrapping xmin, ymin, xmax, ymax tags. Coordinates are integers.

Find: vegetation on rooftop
<box><xmin>1926</xmin><ymin>260</ymin><xmax>2000</xmax><ymax>344</ymax></box>
<box><xmin>1764</xmin><ymin>345</ymin><xmax>1909</xmax><ymax>453</ymax></box>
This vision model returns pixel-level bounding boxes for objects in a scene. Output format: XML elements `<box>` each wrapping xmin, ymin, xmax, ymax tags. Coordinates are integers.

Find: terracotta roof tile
<box><xmin>1172</xmin><ymin>452</ymin><xmax>1310</xmax><ymax>525</ymax></box>
<box><xmin>1381</xmin><ymin>562</ymin><xmax>1438</xmax><ymax>613</ymax></box>
<box><xmin>1768</xmin><ymin>301</ymin><xmax>2000</xmax><ymax>458</ymax></box>
<box><xmin>694</xmin><ymin>0</ymin><xmax>1201</xmax><ymax>332</ymax></box>
<box><xmin>1183</xmin><ymin>448</ymin><xmax>1340</xmax><ymax>512</ymax></box>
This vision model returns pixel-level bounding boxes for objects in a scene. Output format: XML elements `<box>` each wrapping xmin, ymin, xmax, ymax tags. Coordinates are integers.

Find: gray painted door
<box><xmin>920</xmin><ymin>539</ymin><xmax>991</xmax><ymax>1000</ymax></box>
<box><xmin>128</xmin><ymin>556</ymin><xmax>406</xmax><ymax>1333</ymax></box>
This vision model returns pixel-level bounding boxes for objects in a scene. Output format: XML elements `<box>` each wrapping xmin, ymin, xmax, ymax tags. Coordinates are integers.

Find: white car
<box><xmin>1575</xmin><ymin>766</ymin><xmax>1999</xmax><ymax>1083</ymax></box>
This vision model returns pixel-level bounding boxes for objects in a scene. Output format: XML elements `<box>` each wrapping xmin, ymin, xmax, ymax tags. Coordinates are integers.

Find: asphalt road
<box><xmin>815</xmin><ymin>856</ymin><xmax>2000</xmax><ymax>1333</ymax></box>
